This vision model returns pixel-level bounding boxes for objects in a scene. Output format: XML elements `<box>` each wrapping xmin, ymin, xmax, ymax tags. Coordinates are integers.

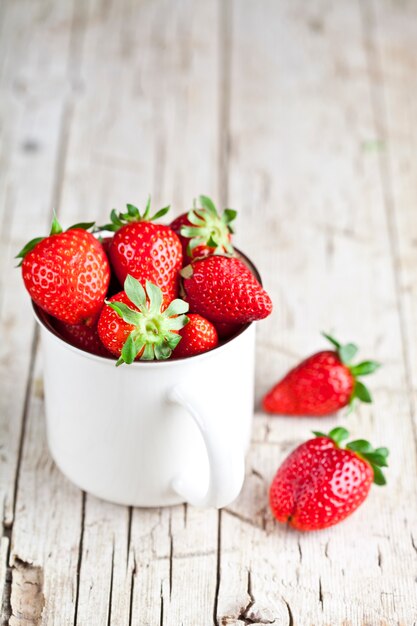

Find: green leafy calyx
<box><xmin>313</xmin><ymin>428</ymin><xmax>389</xmax><ymax>486</ymax></box>
<box><xmin>108</xmin><ymin>276</ymin><xmax>189</xmax><ymax>365</ymax></box>
<box><xmin>322</xmin><ymin>332</ymin><xmax>381</xmax><ymax>410</ymax></box>
<box><xmin>180</xmin><ymin>195</ymin><xmax>237</xmax><ymax>257</ymax></box>
<box><xmin>99</xmin><ymin>197</ymin><xmax>170</xmax><ymax>232</ymax></box>
<box><xmin>15</xmin><ymin>212</ymin><xmax>95</xmax><ymax>265</ymax></box>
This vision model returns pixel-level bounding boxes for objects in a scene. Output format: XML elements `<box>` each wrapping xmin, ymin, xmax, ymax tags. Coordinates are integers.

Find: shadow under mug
<box><xmin>34</xmin><ymin>254</ymin><xmax>260</xmax><ymax>509</ymax></box>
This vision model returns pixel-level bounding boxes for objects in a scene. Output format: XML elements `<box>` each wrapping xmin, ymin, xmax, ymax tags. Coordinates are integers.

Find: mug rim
<box><xmin>32</xmin><ymin>249</ymin><xmax>262</xmax><ymax>368</ymax></box>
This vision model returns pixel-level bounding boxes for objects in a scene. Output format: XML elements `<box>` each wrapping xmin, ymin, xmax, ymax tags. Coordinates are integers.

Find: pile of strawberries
<box><xmin>17</xmin><ymin>196</ymin><xmax>273</xmax><ymax>364</ymax></box>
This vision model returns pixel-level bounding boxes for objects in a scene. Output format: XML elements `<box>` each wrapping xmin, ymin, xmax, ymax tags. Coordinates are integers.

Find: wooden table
<box><xmin>1</xmin><ymin>1</ymin><xmax>417</xmax><ymax>624</ymax></box>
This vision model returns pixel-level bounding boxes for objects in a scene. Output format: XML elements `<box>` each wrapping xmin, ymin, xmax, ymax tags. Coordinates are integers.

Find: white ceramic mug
<box><xmin>34</xmin><ymin>256</ymin><xmax>260</xmax><ymax>509</ymax></box>
<box><xmin>35</xmin><ymin>314</ymin><xmax>255</xmax><ymax>508</ymax></box>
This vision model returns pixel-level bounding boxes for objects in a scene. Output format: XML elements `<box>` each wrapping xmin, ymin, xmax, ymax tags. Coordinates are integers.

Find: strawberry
<box><xmin>99</xmin><ymin>235</ymin><xmax>122</xmax><ymax>297</ymax></box>
<box><xmin>181</xmin><ymin>256</ymin><xmax>273</xmax><ymax>324</ymax></box>
<box><xmin>97</xmin><ymin>275</ymin><xmax>189</xmax><ymax>365</ymax></box>
<box><xmin>173</xmin><ymin>314</ymin><xmax>218</xmax><ymax>358</ymax></box>
<box><xmin>17</xmin><ymin>215</ymin><xmax>110</xmax><ymax>326</ymax></box>
<box><xmin>214</xmin><ymin>320</ymin><xmax>244</xmax><ymax>340</ymax></box>
<box><xmin>99</xmin><ymin>235</ymin><xmax>113</xmax><ymax>257</ymax></box>
<box><xmin>263</xmin><ymin>333</ymin><xmax>381</xmax><ymax>416</ymax></box>
<box><xmin>51</xmin><ymin>318</ymin><xmax>112</xmax><ymax>357</ymax></box>
<box><xmin>170</xmin><ymin>195</ymin><xmax>236</xmax><ymax>262</ymax></box>
<box><xmin>269</xmin><ymin>427</ymin><xmax>389</xmax><ymax>531</ymax></box>
<box><xmin>101</xmin><ymin>200</ymin><xmax>182</xmax><ymax>307</ymax></box>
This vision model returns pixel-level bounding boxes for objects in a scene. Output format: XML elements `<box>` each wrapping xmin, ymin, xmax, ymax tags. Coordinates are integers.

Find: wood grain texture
<box><xmin>0</xmin><ymin>1</ymin><xmax>78</xmax><ymax>622</ymax></box>
<box><xmin>218</xmin><ymin>1</ymin><xmax>417</xmax><ymax>623</ymax></box>
<box><xmin>1</xmin><ymin>0</ymin><xmax>417</xmax><ymax>624</ymax></box>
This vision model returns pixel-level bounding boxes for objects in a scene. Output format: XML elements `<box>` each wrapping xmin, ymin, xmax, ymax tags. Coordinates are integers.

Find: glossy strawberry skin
<box><xmin>97</xmin><ymin>291</ymin><xmax>138</xmax><ymax>357</ymax></box>
<box><xmin>182</xmin><ymin>256</ymin><xmax>273</xmax><ymax>324</ymax></box>
<box><xmin>22</xmin><ymin>229</ymin><xmax>110</xmax><ymax>326</ymax></box>
<box><xmin>52</xmin><ymin>318</ymin><xmax>112</xmax><ymax>357</ymax></box>
<box><xmin>174</xmin><ymin>314</ymin><xmax>218</xmax><ymax>358</ymax></box>
<box><xmin>263</xmin><ymin>351</ymin><xmax>354</xmax><ymax>416</ymax></box>
<box><xmin>170</xmin><ymin>213</ymin><xmax>231</xmax><ymax>262</ymax></box>
<box><xmin>109</xmin><ymin>223</ymin><xmax>182</xmax><ymax>306</ymax></box>
<box><xmin>269</xmin><ymin>437</ymin><xmax>373</xmax><ymax>531</ymax></box>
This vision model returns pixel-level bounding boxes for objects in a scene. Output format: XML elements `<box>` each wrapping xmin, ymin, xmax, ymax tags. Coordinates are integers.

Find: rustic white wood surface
<box><xmin>1</xmin><ymin>0</ymin><xmax>417</xmax><ymax>624</ymax></box>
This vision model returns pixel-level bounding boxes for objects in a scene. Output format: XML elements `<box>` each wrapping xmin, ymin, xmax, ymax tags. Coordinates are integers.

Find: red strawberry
<box><xmin>181</xmin><ymin>256</ymin><xmax>273</xmax><ymax>324</ymax></box>
<box><xmin>173</xmin><ymin>314</ymin><xmax>218</xmax><ymax>358</ymax></box>
<box><xmin>99</xmin><ymin>235</ymin><xmax>122</xmax><ymax>297</ymax></box>
<box><xmin>101</xmin><ymin>200</ymin><xmax>182</xmax><ymax>307</ymax></box>
<box><xmin>17</xmin><ymin>216</ymin><xmax>110</xmax><ymax>326</ymax></box>
<box><xmin>97</xmin><ymin>275</ymin><xmax>189</xmax><ymax>365</ymax></box>
<box><xmin>214</xmin><ymin>320</ymin><xmax>244</xmax><ymax>340</ymax></box>
<box><xmin>100</xmin><ymin>235</ymin><xmax>113</xmax><ymax>257</ymax></box>
<box><xmin>269</xmin><ymin>427</ymin><xmax>389</xmax><ymax>531</ymax></box>
<box><xmin>263</xmin><ymin>334</ymin><xmax>380</xmax><ymax>416</ymax></box>
<box><xmin>51</xmin><ymin>318</ymin><xmax>112</xmax><ymax>357</ymax></box>
<box><xmin>170</xmin><ymin>195</ymin><xmax>236</xmax><ymax>262</ymax></box>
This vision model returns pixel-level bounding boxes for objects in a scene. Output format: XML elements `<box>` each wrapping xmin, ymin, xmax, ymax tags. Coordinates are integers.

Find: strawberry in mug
<box><xmin>17</xmin><ymin>199</ymin><xmax>273</xmax><ymax>362</ymax></box>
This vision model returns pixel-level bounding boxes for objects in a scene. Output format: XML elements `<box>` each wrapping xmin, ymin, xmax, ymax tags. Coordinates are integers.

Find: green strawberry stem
<box><xmin>15</xmin><ymin>212</ymin><xmax>95</xmax><ymax>265</ymax></box>
<box><xmin>108</xmin><ymin>276</ymin><xmax>189</xmax><ymax>365</ymax></box>
<box><xmin>99</xmin><ymin>198</ymin><xmax>170</xmax><ymax>233</ymax></box>
<box><xmin>322</xmin><ymin>332</ymin><xmax>381</xmax><ymax>409</ymax></box>
<box><xmin>312</xmin><ymin>427</ymin><xmax>389</xmax><ymax>486</ymax></box>
<box><xmin>180</xmin><ymin>194</ymin><xmax>236</xmax><ymax>257</ymax></box>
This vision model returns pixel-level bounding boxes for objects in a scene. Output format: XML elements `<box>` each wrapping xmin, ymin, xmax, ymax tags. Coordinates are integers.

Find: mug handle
<box><xmin>167</xmin><ymin>384</ymin><xmax>246</xmax><ymax>509</ymax></box>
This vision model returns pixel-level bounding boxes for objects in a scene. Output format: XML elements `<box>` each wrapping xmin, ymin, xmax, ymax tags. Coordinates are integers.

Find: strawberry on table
<box><xmin>173</xmin><ymin>313</ymin><xmax>218</xmax><ymax>358</ymax></box>
<box><xmin>170</xmin><ymin>195</ymin><xmax>236</xmax><ymax>262</ymax></box>
<box><xmin>263</xmin><ymin>333</ymin><xmax>380</xmax><ymax>416</ymax></box>
<box><xmin>269</xmin><ymin>427</ymin><xmax>389</xmax><ymax>531</ymax></box>
<box><xmin>100</xmin><ymin>199</ymin><xmax>182</xmax><ymax>307</ymax></box>
<box><xmin>17</xmin><ymin>215</ymin><xmax>110</xmax><ymax>326</ymax></box>
<box><xmin>181</xmin><ymin>255</ymin><xmax>273</xmax><ymax>324</ymax></box>
<box><xmin>97</xmin><ymin>275</ymin><xmax>189</xmax><ymax>365</ymax></box>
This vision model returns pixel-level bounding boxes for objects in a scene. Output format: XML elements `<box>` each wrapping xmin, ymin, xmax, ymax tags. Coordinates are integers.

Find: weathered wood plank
<box><xmin>60</xmin><ymin>0</ymin><xmax>221</xmax><ymax>217</ymax></box>
<box><xmin>362</xmin><ymin>0</ymin><xmax>417</xmax><ymax>617</ymax></box>
<box><xmin>9</xmin><ymin>355</ymin><xmax>82</xmax><ymax>626</ymax></box>
<box><xmin>366</xmin><ymin>0</ymin><xmax>417</xmax><ymax>398</ymax></box>
<box><xmin>0</xmin><ymin>0</ymin><xmax>74</xmax><ymax>527</ymax></box>
<box><xmin>0</xmin><ymin>2</ymin><xmax>79</xmax><ymax>622</ymax></box>
<box><xmin>215</xmin><ymin>1</ymin><xmax>417</xmax><ymax>624</ymax></box>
